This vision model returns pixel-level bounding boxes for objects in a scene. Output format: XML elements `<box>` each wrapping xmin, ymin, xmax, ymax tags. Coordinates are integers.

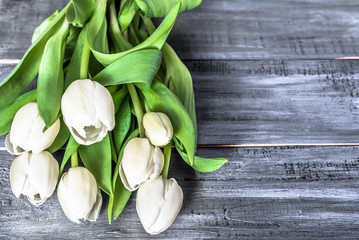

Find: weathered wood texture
<box><xmin>1</xmin><ymin>147</ymin><xmax>359</xmax><ymax>239</ymax></box>
<box><xmin>2</xmin><ymin>59</ymin><xmax>359</xmax><ymax>145</ymax></box>
<box><xmin>1</xmin><ymin>0</ymin><xmax>359</xmax><ymax>60</ymax></box>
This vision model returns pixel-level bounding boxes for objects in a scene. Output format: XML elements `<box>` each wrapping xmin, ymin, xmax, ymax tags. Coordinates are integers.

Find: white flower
<box><xmin>10</xmin><ymin>151</ymin><xmax>59</xmax><ymax>206</ymax></box>
<box><xmin>143</xmin><ymin>112</ymin><xmax>173</xmax><ymax>146</ymax></box>
<box><xmin>61</xmin><ymin>79</ymin><xmax>115</xmax><ymax>145</ymax></box>
<box><xmin>119</xmin><ymin>138</ymin><xmax>164</xmax><ymax>191</ymax></box>
<box><xmin>57</xmin><ymin>167</ymin><xmax>102</xmax><ymax>223</ymax></box>
<box><xmin>5</xmin><ymin>102</ymin><xmax>60</xmax><ymax>155</ymax></box>
<box><xmin>136</xmin><ymin>176</ymin><xmax>183</xmax><ymax>235</ymax></box>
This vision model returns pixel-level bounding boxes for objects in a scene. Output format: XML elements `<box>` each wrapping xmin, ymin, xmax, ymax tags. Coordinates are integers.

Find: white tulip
<box><xmin>136</xmin><ymin>176</ymin><xmax>183</xmax><ymax>235</ymax></box>
<box><xmin>5</xmin><ymin>102</ymin><xmax>60</xmax><ymax>155</ymax></box>
<box><xmin>119</xmin><ymin>138</ymin><xmax>164</xmax><ymax>191</ymax></box>
<box><xmin>61</xmin><ymin>79</ymin><xmax>115</xmax><ymax>145</ymax></box>
<box><xmin>10</xmin><ymin>151</ymin><xmax>59</xmax><ymax>206</ymax></box>
<box><xmin>57</xmin><ymin>167</ymin><xmax>102</xmax><ymax>223</ymax></box>
<box><xmin>143</xmin><ymin>112</ymin><xmax>173</xmax><ymax>146</ymax></box>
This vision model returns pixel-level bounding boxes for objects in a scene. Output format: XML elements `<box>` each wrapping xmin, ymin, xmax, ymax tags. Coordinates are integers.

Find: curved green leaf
<box><xmin>79</xmin><ymin>134</ymin><xmax>113</xmax><ymax>196</ymax></box>
<box><xmin>118</xmin><ymin>0</ymin><xmax>138</xmax><ymax>32</ymax></box>
<box><xmin>112</xmin><ymin>87</ymin><xmax>128</xmax><ymax>112</ymax></box>
<box><xmin>113</xmin><ymin>97</ymin><xmax>131</xmax><ymax>154</ymax></box>
<box><xmin>37</xmin><ymin>20</ymin><xmax>70</xmax><ymax>127</ymax></box>
<box><xmin>46</xmin><ymin>118</ymin><xmax>70</xmax><ymax>153</ymax></box>
<box><xmin>135</xmin><ymin>0</ymin><xmax>201</xmax><ymax>17</ymax></box>
<box><xmin>64</xmin><ymin>27</ymin><xmax>87</xmax><ymax>89</ymax></box>
<box><xmin>92</xmin><ymin>49</ymin><xmax>162</xmax><ymax>86</ymax></box>
<box><xmin>86</xmin><ymin>0</ymin><xmax>109</xmax><ymax>55</ymax></box>
<box><xmin>0</xmin><ymin>5</ymin><xmax>68</xmax><ymax>110</ymax></box>
<box><xmin>64</xmin><ymin>26</ymin><xmax>82</xmax><ymax>63</ymax></box>
<box><xmin>32</xmin><ymin>11</ymin><xmax>60</xmax><ymax>43</ymax></box>
<box><xmin>67</xmin><ymin>0</ymin><xmax>96</xmax><ymax>27</ymax></box>
<box><xmin>0</xmin><ymin>90</ymin><xmax>36</xmax><ymax>136</ymax></box>
<box><xmin>59</xmin><ymin>136</ymin><xmax>80</xmax><ymax>178</ymax></box>
<box><xmin>138</xmin><ymin>79</ymin><xmax>196</xmax><ymax>165</ymax></box>
<box><xmin>89</xmin><ymin>1</ymin><xmax>180</xmax><ymax>66</ymax></box>
<box><xmin>163</xmin><ymin>43</ymin><xmax>197</xmax><ymax>135</ymax></box>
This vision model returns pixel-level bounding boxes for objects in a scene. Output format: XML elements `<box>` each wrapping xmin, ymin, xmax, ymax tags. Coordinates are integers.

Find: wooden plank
<box><xmin>1</xmin><ymin>146</ymin><xmax>359</xmax><ymax>239</ymax></box>
<box><xmin>1</xmin><ymin>0</ymin><xmax>359</xmax><ymax>60</ymax></box>
<box><xmin>1</xmin><ymin>59</ymin><xmax>359</xmax><ymax>146</ymax></box>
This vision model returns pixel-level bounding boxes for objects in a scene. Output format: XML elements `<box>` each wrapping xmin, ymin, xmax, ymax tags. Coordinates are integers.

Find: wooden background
<box><xmin>1</xmin><ymin>0</ymin><xmax>359</xmax><ymax>239</ymax></box>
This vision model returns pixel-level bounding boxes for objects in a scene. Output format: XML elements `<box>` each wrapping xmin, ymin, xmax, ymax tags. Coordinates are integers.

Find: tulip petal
<box><xmin>150</xmin><ymin>178</ymin><xmax>183</xmax><ymax>234</ymax></box>
<box><xmin>26</xmin><ymin>152</ymin><xmax>59</xmax><ymax>205</ymax></box>
<box><xmin>57</xmin><ymin>167</ymin><xmax>99</xmax><ymax>223</ymax></box>
<box><xmin>10</xmin><ymin>153</ymin><xmax>30</xmax><ymax>198</ymax></box>
<box><xmin>149</xmin><ymin>146</ymin><xmax>164</xmax><ymax>180</ymax></box>
<box><xmin>94</xmin><ymin>81</ymin><xmax>115</xmax><ymax>130</ymax></box>
<box><xmin>86</xmin><ymin>187</ymin><xmax>103</xmax><ymax>221</ymax></box>
<box><xmin>5</xmin><ymin>134</ymin><xmax>25</xmax><ymax>155</ymax></box>
<box><xmin>136</xmin><ymin>176</ymin><xmax>165</xmax><ymax>233</ymax></box>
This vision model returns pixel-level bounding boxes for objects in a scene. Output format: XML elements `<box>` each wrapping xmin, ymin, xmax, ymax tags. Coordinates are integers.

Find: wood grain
<box><xmin>1</xmin><ymin>0</ymin><xmax>359</xmax><ymax>60</ymax></box>
<box><xmin>1</xmin><ymin>146</ymin><xmax>359</xmax><ymax>239</ymax></box>
<box><xmin>2</xmin><ymin>59</ymin><xmax>359</xmax><ymax>145</ymax></box>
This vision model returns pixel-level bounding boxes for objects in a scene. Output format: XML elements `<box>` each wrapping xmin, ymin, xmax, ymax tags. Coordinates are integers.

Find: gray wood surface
<box><xmin>1</xmin><ymin>0</ymin><xmax>359</xmax><ymax>239</ymax></box>
<box><xmin>1</xmin><ymin>0</ymin><xmax>359</xmax><ymax>60</ymax></box>
<box><xmin>1</xmin><ymin>147</ymin><xmax>359</xmax><ymax>240</ymax></box>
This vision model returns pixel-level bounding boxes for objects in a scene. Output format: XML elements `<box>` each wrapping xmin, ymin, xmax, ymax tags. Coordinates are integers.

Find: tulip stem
<box><xmin>71</xmin><ymin>151</ymin><xmax>79</xmax><ymax>168</ymax></box>
<box><xmin>80</xmin><ymin>38</ymin><xmax>90</xmax><ymax>79</ymax></box>
<box><xmin>162</xmin><ymin>141</ymin><xmax>172</xmax><ymax>179</ymax></box>
<box><xmin>127</xmin><ymin>84</ymin><xmax>145</xmax><ymax>138</ymax></box>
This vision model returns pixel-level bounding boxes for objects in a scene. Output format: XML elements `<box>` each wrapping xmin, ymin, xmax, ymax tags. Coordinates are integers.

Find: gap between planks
<box><xmin>2</xmin><ymin>143</ymin><xmax>359</xmax><ymax>151</ymax></box>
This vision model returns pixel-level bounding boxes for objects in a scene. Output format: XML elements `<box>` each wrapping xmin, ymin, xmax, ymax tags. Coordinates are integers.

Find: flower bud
<box><xmin>119</xmin><ymin>138</ymin><xmax>164</xmax><ymax>191</ymax></box>
<box><xmin>136</xmin><ymin>176</ymin><xmax>183</xmax><ymax>235</ymax></box>
<box><xmin>143</xmin><ymin>112</ymin><xmax>173</xmax><ymax>146</ymax></box>
<box><xmin>57</xmin><ymin>167</ymin><xmax>102</xmax><ymax>223</ymax></box>
<box><xmin>5</xmin><ymin>102</ymin><xmax>60</xmax><ymax>155</ymax></box>
<box><xmin>10</xmin><ymin>151</ymin><xmax>59</xmax><ymax>206</ymax></box>
<box><xmin>61</xmin><ymin>79</ymin><xmax>115</xmax><ymax>145</ymax></box>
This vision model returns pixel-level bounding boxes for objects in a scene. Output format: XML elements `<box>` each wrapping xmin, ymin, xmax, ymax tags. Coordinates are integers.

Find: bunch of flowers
<box><xmin>0</xmin><ymin>0</ymin><xmax>226</xmax><ymax>234</ymax></box>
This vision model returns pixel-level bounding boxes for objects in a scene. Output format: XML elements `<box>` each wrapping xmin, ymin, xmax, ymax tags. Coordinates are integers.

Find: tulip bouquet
<box><xmin>0</xmin><ymin>0</ymin><xmax>227</xmax><ymax>235</ymax></box>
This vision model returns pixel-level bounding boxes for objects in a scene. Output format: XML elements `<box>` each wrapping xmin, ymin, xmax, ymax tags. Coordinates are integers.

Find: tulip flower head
<box><xmin>136</xmin><ymin>176</ymin><xmax>183</xmax><ymax>235</ymax></box>
<box><xmin>10</xmin><ymin>151</ymin><xmax>59</xmax><ymax>206</ymax></box>
<box><xmin>61</xmin><ymin>79</ymin><xmax>115</xmax><ymax>145</ymax></box>
<box><xmin>119</xmin><ymin>138</ymin><xmax>164</xmax><ymax>191</ymax></box>
<box><xmin>5</xmin><ymin>102</ymin><xmax>60</xmax><ymax>155</ymax></box>
<box><xmin>143</xmin><ymin>112</ymin><xmax>173</xmax><ymax>146</ymax></box>
<box><xmin>57</xmin><ymin>167</ymin><xmax>102</xmax><ymax>223</ymax></box>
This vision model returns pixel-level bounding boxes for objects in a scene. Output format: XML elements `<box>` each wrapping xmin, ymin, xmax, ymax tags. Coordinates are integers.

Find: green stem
<box><xmin>71</xmin><ymin>150</ymin><xmax>79</xmax><ymax>168</ymax></box>
<box><xmin>162</xmin><ymin>140</ymin><xmax>172</xmax><ymax>179</ymax></box>
<box><xmin>79</xmin><ymin>38</ymin><xmax>90</xmax><ymax>79</ymax></box>
<box><xmin>142</xmin><ymin>17</ymin><xmax>156</xmax><ymax>34</ymax></box>
<box><xmin>127</xmin><ymin>84</ymin><xmax>145</xmax><ymax>137</ymax></box>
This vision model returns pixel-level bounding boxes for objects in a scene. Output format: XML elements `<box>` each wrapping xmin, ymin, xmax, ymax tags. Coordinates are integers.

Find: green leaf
<box><xmin>112</xmin><ymin>87</ymin><xmax>128</xmax><ymax>112</ymax></box>
<box><xmin>118</xmin><ymin>0</ymin><xmax>138</xmax><ymax>32</ymax></box>
<box><xmin>46</xmin><ymin>118</ymin><xmax>70</xmax><ymax>153</ymax></box>
<box><xmin>113</xmin><ymin>97</ymin><xmax>131</xmax><ymax>154</ymax></box>
<box><xmin>89</xmin><ymin>1</ymin><xmax>180</xmax><ymax>66</ymax></box>
<box><xmin>0</xmin><ymin>90</ymin><xmax>36</xmax><ymax>136</ymax></box>
<box><xmin>32</xmin><ymin>11</ymin><xmax>60</xmax><ymax>43</ymax></box>
<box><xmin>79</xmin><ymin>134</ymin><xmax>113</xmax><ymax>196</ymax></box>
<box><xmin>135</xmin><ymin>0</ymin><xmax>201</xmax><ymax>17</ymax></box>
<box><xmin>86</xmin><ymin>0</ymin><xmax>109</xmax><ymax>55</ymax></box>
<box><xmin>37</xmin><ymin>20</ymin><xmax>70</xmax><ymax>127</ymax></box>
<box><xmin>112</xmin><ymin>129</ymin><xmax>139</xmax><ymax>220</ymax></box>
<box><xmin>112</xmin><ymin>176</ymin><xmax>131</xmax><ymax>220</ymax></box>
<box><xmin>109</xmin><ymin>133</ymin><xmax>118</xmax><ymax>163</ymax></box>
<box><xmin>67</xmin><ymin>0</ymin><xmax>96</xmax><ymax>27</ymax></box>
<box><xmin>64</xmin><ymin>26</ymin><xmax>82</xmax><ymax>63</ymax></box>
<box><xmin>138</xmin><ymin>79</ymin><xmax>196</xmax><ymax>165</ymax></box>
<box><xmin>64</xmin><ymin>28</ymin><xmax>87</xmax><ymax>89</ymax></box>
<box><xmin>59</xmin><ymin>136</ymin><xmax>80</xmax><ymax>177</ymax></box>
<box><xmin>0</xmin><ymin>5</ymin><xmax>68</xmax><ymax>110</ymax></box>
<box><xmin>162</xmin><ymin>43</ymin><xmax>197</xmax><ymax>135</ymax></box>
<box><xmin>174</xmin><ymin>140</ymin><xmax>227</xmax><ymax>172</ymax></box>
<box><xmin>92</xmin><ymin>49</ymin><xmax>162</xmax><ymax>86</ymax></box>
